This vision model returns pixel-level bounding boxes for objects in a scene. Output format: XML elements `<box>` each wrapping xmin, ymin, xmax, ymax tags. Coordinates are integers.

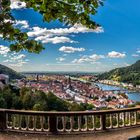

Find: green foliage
<box><xmin>79</xmin><ymin>103</ymin><xmax>95</xmax><ymax>110</ymax></box>
<box><xmin>135</xmin><ymin>101</ymin><xmax>140</xmax><ymax>105</ymax></box>
<box><xmin>33</xmin><ymin>103</ymin><xmax>44</xmax><ymax>111</ymax></box>
<box><xmin>0</xmin><ymin>96</ymin><xmax>6</xmax><ymax>108</ymax></box>
<box><xmin>0</xmin><ymin>86</ymin><xmax>17</xmax><ymax>108</ymax></box>
<box><xmin>46</xmin><ymin>92</ymin><xmax>69</xmax><ymax>111</ymax></box>
<box><xmin>68</xmin><ymin>102</ymin><xmax>85</xmax><ymax>111</ymax></box>
<box><xmin>98</xmin><ymin>60</ymin><xmax>140</xmax><ymax>85</ymax></box>
<box><xmin>23</xmin><ymin>0</ymin><xmax>103</xmax><ymax>28</ymax></box>
<box><xmin>0</xmin><ymin>0</ymin><xmax>104</xmax><ymax>53</ymax></box>
<box><xmin>127</xmin><ymin>104</ymin><xmax>136</xmax><ymax>108</ymax></box>
<box><xmin>0</xmin><ymin>86</ymin><xmax>88</xmax><ymax>111</ymax></box>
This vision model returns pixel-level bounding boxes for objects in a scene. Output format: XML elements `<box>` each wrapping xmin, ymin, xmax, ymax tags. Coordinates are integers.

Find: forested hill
<box><xmin>0</xmin><ymin>64</ymin><xmax>23</xmax><ymax>80</ymax></box>
<box><xmin>98</xmin><ymin>60</ymin><xmax>140</xmax><ymax>85</ymax></box>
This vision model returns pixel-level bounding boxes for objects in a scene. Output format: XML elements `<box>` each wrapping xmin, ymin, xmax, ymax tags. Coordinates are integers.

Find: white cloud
<box><xmin>63</xmin><ymin>54</ymin><xmax>67</xmax><ymax>57</ymax></box>
<box><xmin>136</xmin><ymin>50</ymin><xmax>140</xmax><ymax>53</ymax></box>
<box><xmin>10</xmin><ymin>54</ymin><xmax>26</xmax><ymax>61</ymax></box>
<box><xmin>132</xmin><ymin>54</ymin><xmax>139</xmax><ymax>57</ymax></box>
<box><xmin>0</xmin><ymin>34</ymin><xmax>3</xmax><ymax>38</ymax></box>
<box><xmin>132</xmin><ymin>48</ymin><xmax>140</xmax><ymax>57</ymax></box>
<box><xmin>27</xmin><ymin>27</ymin><xmax>49</xmax><ymax>37</ymax></box>
<box><xmin>124</xmin><ymin>63</ymin><xmax>130</xmax><ymax>67</ymax></box>
<box><xmin>107</xmin><ymin>51</ymin><xmax>126</xmax><ymax>58</ymax></box>
<box><xmin>113</xmin><ymin>62</ymin><xmax>130</xmax><ymax>68</ymax></box>
<box><xmin>4</xmin><ymin>19</ymin><xmax>29</xmax><ymax>30</ymax></box>
<box><xmin>73</xmin><ymin>24</ymin><xmax>104</xmax><ymax>33</ymax></box>
<box><xmin>59</xmin><ymin>46</ymin><xmax>85</xmax><ymax>53</ymax></box>
<box><xmin>0</xmin><ymin>45</ymin><xmax>10</xmax><ymax>56</ymax></box>
<box><xmin>27</xmin><ymin>24</ymin><xmax>104</xmax><ymax>44</ymax></box>
<box><xmin>4</xmin><ymin>19</ymin><xmax>14</xmax><ymax>24</ymax></box>
<box><xmin>8</xmin><ymin>62</ymin><xmax>27</xmax><ymax>67</ymax></box>
<box><xmin>0</xmin><ymin>45</ymin><xmax>28</xmax><ymax>68</ymax></box>
<box><xmin>89</xmin><ymin>54</ymin><xmax>105</xmax><ymax>60</ymax></box>
<box><xmin>35</xmin><ymin>36</ymin><xmax>75</xmax><ymax>44</ymax></box>
<box><xmin>56</xmin><ymin>57</ymin><xmax>65</xmax><ymax>62</ymax></box>
<box><xmin>14</xmin><ymin>20</ymin><xmax>29</xmax><ymax>29</ymax></box>
<box><xmin>72</xmin><ymin>54</ymin><xmax>104</xmax><ymax>64</ymax></box>
<box><xmin>28</xmin><ymin>24</ymin><xmax>104</xmax><ymax>38</ymax></box>
<box><xmin>10</xmin><ymin>0</ymin><xmax>26</xmax><ymax>9</ymax></box>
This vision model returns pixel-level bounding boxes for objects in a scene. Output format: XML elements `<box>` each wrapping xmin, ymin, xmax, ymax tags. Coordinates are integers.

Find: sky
<box><xmin>0</xmin><ymin>0</ymin><xmax>140</xmax><ymax>72</ymax></box>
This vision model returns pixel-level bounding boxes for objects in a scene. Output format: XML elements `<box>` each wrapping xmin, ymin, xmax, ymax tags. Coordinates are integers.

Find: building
<box><xmin>0</xmin><ymin>74</ymin><xmax>9</xmax><ymax>85</ymax></box>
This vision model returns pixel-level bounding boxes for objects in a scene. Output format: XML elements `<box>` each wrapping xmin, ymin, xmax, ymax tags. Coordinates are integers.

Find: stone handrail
<box><xmin>0</xmin><ymin>107</ymin><xmax>140</xmax><ymax>134</ymax></box>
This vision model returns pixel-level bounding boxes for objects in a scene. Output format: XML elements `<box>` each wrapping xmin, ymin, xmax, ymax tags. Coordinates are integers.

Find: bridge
<box><xmin>0</xmin><ymin>108</ymin><xmax>140</xmax><ymax>139</ymax></box>
<box><xmin>103</xmin><ymin>89</ymin><xmax>128</xmax><ymax>93</ymax></box>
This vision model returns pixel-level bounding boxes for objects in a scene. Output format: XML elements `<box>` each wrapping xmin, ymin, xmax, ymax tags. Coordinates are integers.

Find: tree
<box><xmin>0</xmin><ymin>96</ymin><xmax>6</xmax><ymax>108</ymax></box>
<box><xmin>0</xmin><ymin>0</ymin><xmax>104</xmax><ymax>53</ymax></box>
<box><xmin>47</xmin><ymin>92</ymin><xmax>69</xmax><ymax>111</ymax></box>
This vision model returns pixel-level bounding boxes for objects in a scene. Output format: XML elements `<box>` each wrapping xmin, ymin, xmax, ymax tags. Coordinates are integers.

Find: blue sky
<box><xmin>0</xmin><ymin>0</ymin><xmax>140</xmax><ymax>72</ymax></box>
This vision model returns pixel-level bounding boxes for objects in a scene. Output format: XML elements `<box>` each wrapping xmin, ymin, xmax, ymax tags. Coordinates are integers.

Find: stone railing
<box><xmin>0</xmin><ymin>107</ymin><xmax>140</xmax><ymax>134</ymax></box>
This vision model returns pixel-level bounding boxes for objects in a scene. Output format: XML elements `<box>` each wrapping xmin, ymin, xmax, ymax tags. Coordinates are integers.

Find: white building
<box><xmin>0</xmin><ymin>74</ymin><xmax>9</xmax><ymax>85</ymax></box>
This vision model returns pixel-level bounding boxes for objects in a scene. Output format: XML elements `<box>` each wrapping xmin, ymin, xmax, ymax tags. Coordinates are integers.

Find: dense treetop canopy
<box><xmin>0</xmin><ymin>0</ymin><xmax>104</xmax><ymax>53</ymax></box>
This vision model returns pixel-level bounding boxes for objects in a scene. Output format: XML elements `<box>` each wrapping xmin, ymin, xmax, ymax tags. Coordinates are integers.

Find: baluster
<box><xmin>123</xmin><ymin>112</ymin><xmax>125</xmax><ymax>127</ymax></box>
<box><xmin>85</xmin><ymin>116</ymin><xmax>88</xmax><ymax>131</ymax></box>
<box><xmin>26</xmin><ymin>115</ymin><xmax>29</xmax><ymax>130</ymax></box>
<box><xmin>6</xmin><ymin>114</ymin><xmax>9</xmax><ymax>128</ymax></box>
<box><xmin>19</xmin><ymin>115</ymin><xmax>21</xmax><ymax>130</ymax></box>
<box><xmin>47</xmin><ymin>116</ymin><xmax>50</xmax><ymax>131</ymax></box>
<box><xmin>70</xmin><ymin>116</ymin><xmax>73</xmax><ymax>132</ymax></box>
<box><xmin>116</xmin><ymin>113</ymin><xmax>119</xmax><ymax>128</ymax></box>
<box><xmin>87</xmin><ymin>115</ymin><xmax>94</xmax><ymax>131</ymax></box>
<box><xmin>40</xmin><ymin>116</ymin><xmax>44</xmax><ymax>131</ymax></box>
<box><xmin>93</xmin><ymin>115</ymin><xmax>96</xmax><ymax>130</ymax></box>
<box><xmin>33</xmin><ymin>116</ymin><xmax>36</xmax><ymax>131</ymax></box>
<box><xmin>56</xmin><ymin>117</ymin><xmax>58</xmax><ymax>131</ymax></box>
<box><xmin>134</xmin><ymin>112</ymin><xmax>137</xmax><ymax>125</ymax></box>
<box><xmin>56</xmin><ymin>116</ymin><xmax>65</xmax><ymax>131</ymax></box>
<box><xmin>12</xmin><ymin>115</ymin><xmax>15</xmax><ymax>129</ymax></box>
<box><xmin>136</xmin><ymin>111</ymin><xmax>140</xmax><ymax>124</ymax></box>
<box><xmin>78</xmin><ymin>116</ymin><xmax>81</xmax><ymax>131</ymax></box>
<box><xmin>110</xmin><ymin>114</ymin><xmax>113</xmax><ymax>128</ymax></box>
<box><xmin>62</xmin><ymin>116</ymin><xmax>66</xmax><ymax>132</ymax></box>
<box><xmin>131</xmin><ymin>112</ymin><xmax>134</xmax><ymax>125</ymax></box>
<box><xmin>128</xmin><ymin>112</ymin><xmax>131</xmax><ymax>126</ymax></box>
<box><xmin>119</xmin><ymin>112</ymin><xmax>124</xmax><ymax>127</ymax></box>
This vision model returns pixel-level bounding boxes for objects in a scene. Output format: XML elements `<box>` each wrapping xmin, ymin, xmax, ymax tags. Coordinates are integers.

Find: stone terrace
<box><xmin>0</xmin><ymin>127</ymin><xmax>140</xmax><ymax>140</ymax></box>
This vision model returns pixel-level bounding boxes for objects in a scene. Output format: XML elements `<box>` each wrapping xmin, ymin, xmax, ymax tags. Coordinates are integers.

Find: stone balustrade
<box><xmin>0</xmin><ymin>107</ymin><xmax>140</xmax><ymax>134</ymax></box>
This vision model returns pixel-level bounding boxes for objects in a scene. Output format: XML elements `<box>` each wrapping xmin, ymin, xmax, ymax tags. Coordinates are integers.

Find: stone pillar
<box><xmin>49</xmin><ymin>115</ymin><xmax>57</xmax><ymax>134</ymax></box>
<box><xmin>101</xmin><ymin>114</ymin><xmax>106</xmax><ymax>130</ymax></box>
<box><xmin>0</xmin><ymin>110</ymin><xmax>6</xmax><ymax>131</ymax></box>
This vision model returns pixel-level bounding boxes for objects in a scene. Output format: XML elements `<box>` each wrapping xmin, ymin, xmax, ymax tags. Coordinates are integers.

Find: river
<box><xmin>96</xmin><ymin>83</ymin><xmax>140</xmax><ymax>102</ymax></box>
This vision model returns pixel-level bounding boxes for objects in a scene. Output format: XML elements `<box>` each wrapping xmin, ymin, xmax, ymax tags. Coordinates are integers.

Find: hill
<box><xmin>98</xmin><ymin>60</ymin><xmax>140</xmax><ymax>85</ymax></box>
<box><xmin>0</xmin><ymin>64</ymin><xmax>23</xmax><ymax>80</ymax></box>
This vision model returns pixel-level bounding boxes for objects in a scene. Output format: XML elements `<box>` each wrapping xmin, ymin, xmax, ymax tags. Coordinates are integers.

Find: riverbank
<box><xmin>96</xmin><ymin>83</ymin><xmax>140</xmax><ymax>102</ymax></box>
<box><xmin>98</xmin><ymin>80</ymin><xmax>140</xmax><ymax>93</ymax></box>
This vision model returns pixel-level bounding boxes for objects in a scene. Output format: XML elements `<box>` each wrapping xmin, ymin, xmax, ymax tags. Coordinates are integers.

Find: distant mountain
<box><xmin>0</xmin><ymin>64</ymin><xmax>23</xmax><ymax>80</ymax></box>
<box><xmin>98</xmin><ymin>60</ymin><xmax>140</xmax><ymax>85</ymax></box>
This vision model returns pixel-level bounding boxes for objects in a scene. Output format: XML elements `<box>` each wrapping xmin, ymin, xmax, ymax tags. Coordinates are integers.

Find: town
<box><xmin>0</xmin><ymin>73</ymin><xmax>135</xmax><ymax>110</ymax></box>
